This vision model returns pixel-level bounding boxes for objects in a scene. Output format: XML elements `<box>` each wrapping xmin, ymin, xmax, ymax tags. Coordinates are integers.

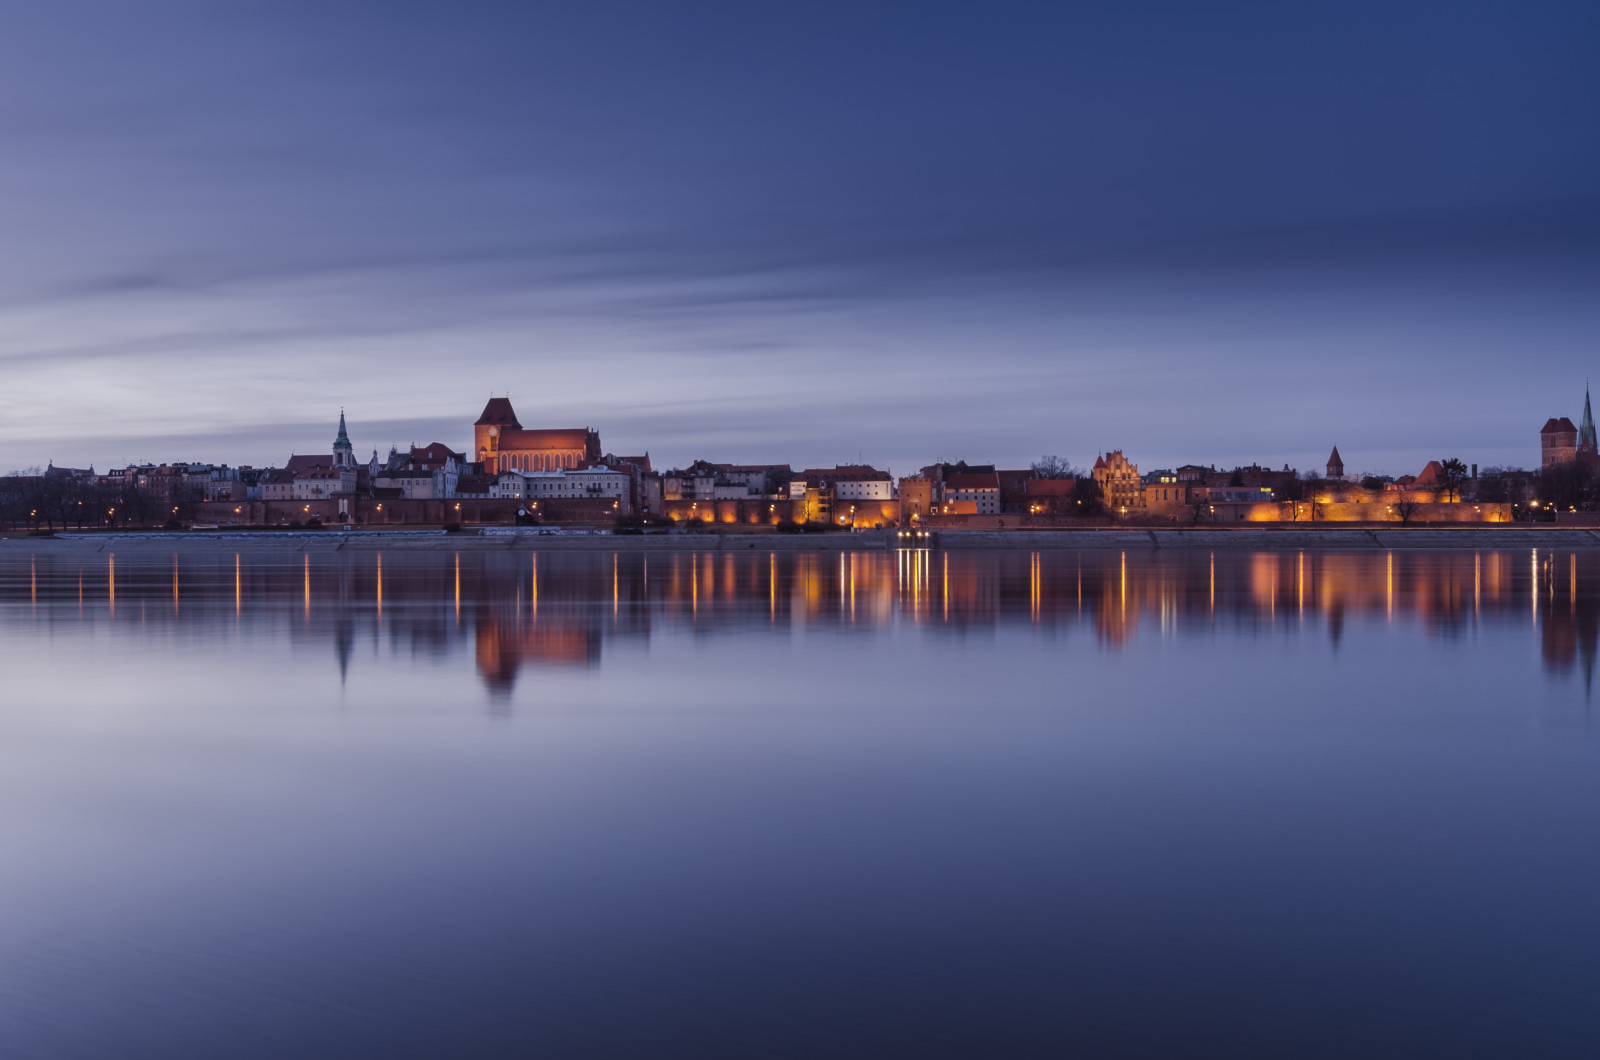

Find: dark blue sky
<box><xmin>2</xmin><ymin>1</ymin><xmax>1597</xmax><ymax>476</ymax></box>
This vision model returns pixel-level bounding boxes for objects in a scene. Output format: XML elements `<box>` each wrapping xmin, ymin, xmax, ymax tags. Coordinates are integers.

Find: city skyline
<box><xmin>8</xmin><ymin>390</ymin><xmax>1587</xmax><ymax>485</ymax></box>
<box><xmin>1</xmin><ymin>3</ymin><xmax>1597</xmax><ymax>475</ymax></box>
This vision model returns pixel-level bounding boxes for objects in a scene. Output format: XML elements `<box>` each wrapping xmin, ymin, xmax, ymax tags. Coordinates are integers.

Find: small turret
<box><xmin>1326</xmin><ymin>446</ymin><xmax>1344</xmax><ymax>480</ymax></box>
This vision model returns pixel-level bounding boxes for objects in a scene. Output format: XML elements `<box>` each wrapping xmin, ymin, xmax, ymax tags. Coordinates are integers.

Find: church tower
<box><xmin>1326</xmin><ymin>446</ymin><xmax>1344</xmax><ymax>480</ymax></box>
<box><xmin>333</xmin><ymin>410</ymin><xmax>355</xmax><ymax>469</ymax></box>
<box><xmin>474</xmin><ymin>396</ymin><xmax>522</xmax><ymax>472</ymax></box>
<box><xmin>1580</xmin><ymin>386</ymin><xmax>1597</xmax><ymax>455</ymax></box>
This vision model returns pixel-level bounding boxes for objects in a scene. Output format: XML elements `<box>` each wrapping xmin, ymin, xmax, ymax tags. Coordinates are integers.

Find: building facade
<box><xmin>474</xmin><ymin>397</ymin><xmax>601</xmax><ymax>475</ymax></box>
<box><xmin>493</xmin><ymin>466</ymin><xmax>633</xmax><ymax>513</ymax></box>
<box><xmin>1093</xmin><ymin>450</ymin><xmax>1144</xmax><ymax>511</ymax></box>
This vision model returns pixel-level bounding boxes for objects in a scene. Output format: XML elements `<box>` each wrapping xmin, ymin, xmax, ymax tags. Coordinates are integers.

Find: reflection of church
<box><xmin>474</xmin><ymin>397</ymin><xmax>600</xmax><ymax>475</ymax></box>
<box><xmin>474</xmin><ymin>617</ymin><xmax>601</xmax><ymax>697</ymax></box>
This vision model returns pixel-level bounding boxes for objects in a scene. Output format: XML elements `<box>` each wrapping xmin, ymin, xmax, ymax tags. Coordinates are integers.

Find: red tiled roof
<box><xmin>412</xmin><ymin>442</ymin><xmax>462</xmax><ymax>462</ymax></box>
<box><xmin>286</xmin><ymin>454</ymin><xmax>332</xmax><ymax>474</ymax></box>
<box><xmin>1025</xmin><ymin>478</ymin><xmax>1076</xmax><ymax>497</ymax></box>
<box><xmin>499</xmin><ymin>428</ymin><xmax>592</xmax><ymax>450</ymax></box>
<box><xmin>1543</xmin><ymin>417</ymin><xmax>1578</xmax><ymax>434</ymax></box>
<box><xmin>1413</xmin><ymin>460</ymin><xmax>1444</xmax><ymax>486</ymax></box>
<box><xmin>799</xmin><ymin>465</ymin><xmax>890</xmax><ymax>482</ymax></box>
<box><xmin>946</xmin><ymin>472</ymin><xmax>1000</xmax><ymax>490</ymax></box>
<box><xmin>475</xmin><ymin>398</ymin><xmax>522</xmax><ymax>428</ymax></box>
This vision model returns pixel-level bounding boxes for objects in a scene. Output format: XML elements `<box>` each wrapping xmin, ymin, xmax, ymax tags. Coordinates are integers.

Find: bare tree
<box><xmin>1030</xmin><ymin>455</ymin><xmax>1076</xmax><ymax>479</ymax></box>
<box><xmin>1393</xmin><ymin>493</ymin><xmax>1423</xmax><ymax>524</ymax></box>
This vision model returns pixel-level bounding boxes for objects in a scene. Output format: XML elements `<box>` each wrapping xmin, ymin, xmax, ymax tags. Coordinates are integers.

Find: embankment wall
<box><xmin>9</xmin><ymin>526</ymin><xmax>1600</xmax><ymax>553</ymax></box>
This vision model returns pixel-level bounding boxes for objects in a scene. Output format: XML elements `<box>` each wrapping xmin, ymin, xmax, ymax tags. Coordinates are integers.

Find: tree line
<box><xmin>0</xmin><ymin>470</ymin><xmax>187</xmax><ymax>531</ymax></box>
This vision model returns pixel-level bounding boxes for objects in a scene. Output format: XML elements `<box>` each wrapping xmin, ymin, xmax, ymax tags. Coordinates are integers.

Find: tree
<box><xmin>1475</xmin><ymin>467</ymin><xmax>1515</xmax><ymax>504</ymax></box>
<box><xmin>1030</xmin><ymin>455</ymin><xmax>1075</xmax><ymax>479</ymax></box>
<box><xmin>1540</xmin><ymin>460</ymin><xmax>1595</xmax><ymax>513</ymax></box>
<box><xmin>0</xmin><ymin>472</ymin><xmax>30</xmax><ymax>529</ymax></box>
<box><xmin>1185</xmin><ymin>494</ymin><xmax>1211</xmax><ymax>526</ymax></box>
<box><xmin>1393</xmin><ymin>494</ymin><xmax>1423</xmax><ymax>524</ymax></box>
<box><xmin>1073</xmin><ymin>475</ymin><xmax>1104</xmax><ymax>516</ymax></box>
<box><xmin>1438</xmin><ymin>458</ymin><xmax>1469</xmax><ymax>502</ymax></box>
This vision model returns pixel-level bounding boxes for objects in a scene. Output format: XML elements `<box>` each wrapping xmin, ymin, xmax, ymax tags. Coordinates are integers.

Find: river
<box><xmin>1</xmin><ymin>547</ymin><xmax>1596</xmax><ymax>1056</ymax></box>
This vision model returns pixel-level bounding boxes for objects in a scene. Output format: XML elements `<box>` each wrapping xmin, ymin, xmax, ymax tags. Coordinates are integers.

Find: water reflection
<box><xmin>5</xmin><ymin>547</ymin><xmax>1600</xmax><ymax>695</ymax></box>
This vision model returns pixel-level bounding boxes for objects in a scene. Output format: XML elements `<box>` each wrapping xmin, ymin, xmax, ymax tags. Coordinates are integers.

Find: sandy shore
<box><xmin>4</xmin><ymin>526</ymin><xmax>1599</xmax><ymax>551</ymax></box>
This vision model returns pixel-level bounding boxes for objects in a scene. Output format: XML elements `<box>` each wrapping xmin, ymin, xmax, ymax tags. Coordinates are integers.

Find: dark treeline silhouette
<box><xmin>0</xmin><ymin>470</ymin><xmax>184</xmax><ymax>531</ymax></box>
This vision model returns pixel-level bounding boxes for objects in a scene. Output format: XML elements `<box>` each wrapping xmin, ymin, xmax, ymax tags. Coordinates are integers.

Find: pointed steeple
<box><xmin>333</xmin><ymin>410</ymin><xmax>354</xmax><ymax>468</ymax></box>
<box><xmin>1581</xmin><ymin>387</ymin><xmax>1597</xmax><ymax>452</ymax></box>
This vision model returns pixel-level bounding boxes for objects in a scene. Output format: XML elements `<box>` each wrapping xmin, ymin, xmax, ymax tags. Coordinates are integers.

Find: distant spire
<box><xmin>1581</xmin><ymin>386</ymin><xmax>1597</xmax><ymax>452</ymax></box>
<box><xmin>334</xmin><ymin>409</ymin><xmax>352</xmax><ymax>449</ymax></box>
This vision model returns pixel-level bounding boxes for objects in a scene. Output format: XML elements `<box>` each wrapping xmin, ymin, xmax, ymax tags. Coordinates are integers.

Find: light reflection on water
<box><xmin>5</xmin><ymin>547</ymin><xmax>1599</xmax><ymax>697</ymax></box>
<box><xmin>1</xmin><ymin>547</ymin><xmax>1598</xmax><ymax>1057</ymax></box>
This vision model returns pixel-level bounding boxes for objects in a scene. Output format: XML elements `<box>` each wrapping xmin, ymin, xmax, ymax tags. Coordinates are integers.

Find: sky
<box><xmin>0</xmin><ymin>0</ymin><xmax>1597</xmax><ymax>478</ymax></box>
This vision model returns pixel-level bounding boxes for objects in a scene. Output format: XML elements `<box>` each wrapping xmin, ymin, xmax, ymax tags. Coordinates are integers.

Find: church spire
<box><xmin>333</xmin><ymin>409</ymin><xmax>354</xmax><ymax>467</ymax></box>
<box><xmin>1582</xmin><ymin>386</ymin><xmax>1597</xmax><ymax>452</ymax></box>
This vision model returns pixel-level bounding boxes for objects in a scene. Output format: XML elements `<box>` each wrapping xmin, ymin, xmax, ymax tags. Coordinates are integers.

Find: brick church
<box><xmin>473</xmin><ymin>398</ymin><xmax>601</xmax><ymax>475</ymax></box>
<box><xmin>1541</xmin><ymin>387</ymin><xmax>1600</xmax><ymax>469</ymax></box>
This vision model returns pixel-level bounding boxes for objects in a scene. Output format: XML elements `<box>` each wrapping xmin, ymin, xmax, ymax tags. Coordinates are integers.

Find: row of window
<box><xmin>504</xmin><ymin>453</ymin><xmax>583</xmax><ymax>472</ymax></box>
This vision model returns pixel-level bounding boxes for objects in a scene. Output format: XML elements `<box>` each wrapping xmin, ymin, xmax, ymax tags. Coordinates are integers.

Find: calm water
<box><xmin>2</xmin><ymin>545</ymin><xmax>1598</xmax><ymax>1057</ymax></box>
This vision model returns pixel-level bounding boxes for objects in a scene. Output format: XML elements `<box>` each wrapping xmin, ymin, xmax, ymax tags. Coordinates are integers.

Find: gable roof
<box><xmin>1542</xmin><ymin>416</ymin><xmax>1578</xmax><ymax>434</ymax></box>
<box><xmin>286</xmin><ymin>454</ymin><xmax>333</xmax><ymax>474</ymax></box>
<box><xmin>799</xmin><ymin>465</ymin><xmax>891</xmax><ymax>483</ymax></box>
<box><xmin>475</xmin><ymin>398</ymin><xmax>522</xmax><ymax>428</ymax></box>
<box><xmin>408</xmin><ymin>442</ymin><xmax>462</xmax><ymax>468</ymax></box>
<box><xmin>946</xmin><ymin>471</ymin><xmax>1001</xmax><ymax>490</ymax></box>
<box><xmin>1413</xmin><ymin>460</ymin><xmax>1445</xmax><ymax>486</ymax></box>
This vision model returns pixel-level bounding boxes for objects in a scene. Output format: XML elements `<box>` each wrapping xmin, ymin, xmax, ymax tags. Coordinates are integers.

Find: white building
<box><xmin>494</xmin><ymin>465</ymin><xmax>633</xmax><ymax>513</ymax></box>
<box><xmin>292</xmin><ymin>466</ymin><xmax>357</xmax><ymax>500</ymax></box>
<box><xmin>942</xmin><ymin>471</ymin><xmax>1001</xmax><ymax>514</ymax></box>
<box><xmin>799</xmin><ymin>465</ymin><xmax>894</xmax><ymax>501</ymax></box>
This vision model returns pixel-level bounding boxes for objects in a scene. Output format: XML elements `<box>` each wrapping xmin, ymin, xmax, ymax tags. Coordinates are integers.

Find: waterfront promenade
<box><xmin>8</xmin><ymin>526</ymin><xmax>1600</xmax><ymax>552</ymax></box>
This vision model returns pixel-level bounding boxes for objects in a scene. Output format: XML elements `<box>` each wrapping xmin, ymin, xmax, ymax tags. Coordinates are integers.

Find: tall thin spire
<box><xmin>334</xmin><ymin>409</ymin><xmax>352</xmax><ymax>449</ymax></box>
<box><xmin>1581</xmin><ymin>386</ymin><xmax>1597</xmax><ymax>451</ymax></box>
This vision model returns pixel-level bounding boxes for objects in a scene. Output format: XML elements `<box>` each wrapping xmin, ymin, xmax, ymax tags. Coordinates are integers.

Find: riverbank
<box><xmin>6</xmin><ymin>526</ymin><xmax>1600</xmax><ymax>551</ymax></box>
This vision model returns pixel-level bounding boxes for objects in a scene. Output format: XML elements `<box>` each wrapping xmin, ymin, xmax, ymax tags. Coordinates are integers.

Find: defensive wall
<box><xmin>11</xmin><ymin>525</ymin><xmax>1600</xmax><ymax>553</ymax></box>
